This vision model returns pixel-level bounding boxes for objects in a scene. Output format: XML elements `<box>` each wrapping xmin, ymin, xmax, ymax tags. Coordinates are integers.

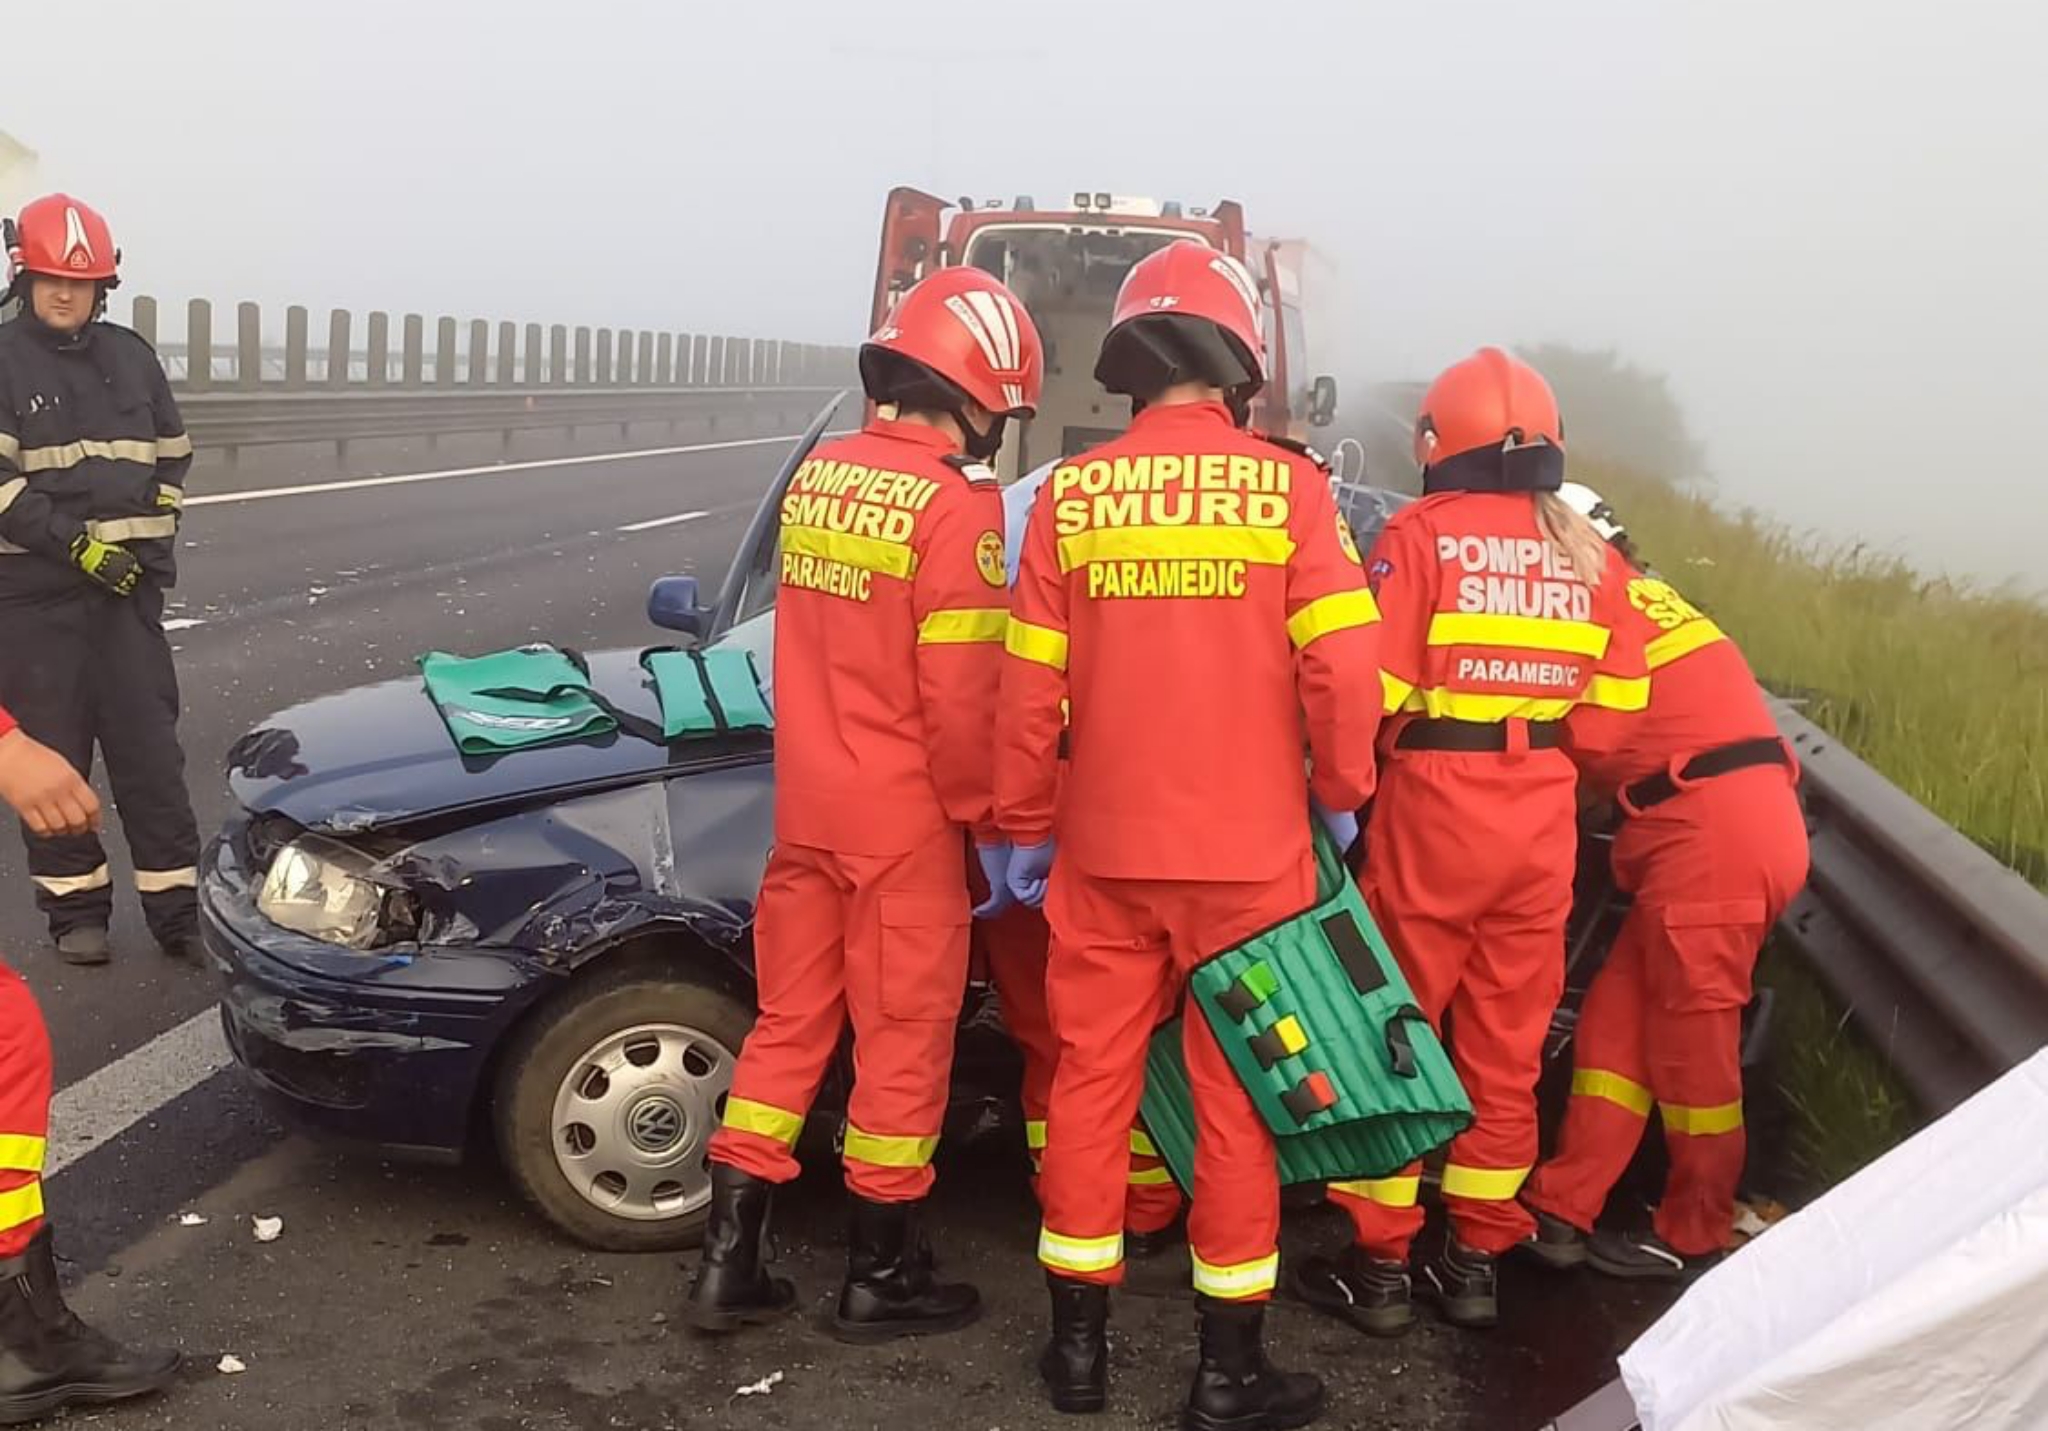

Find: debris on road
<box><xmin>253</xmin><ymin>1215</ymin><xmax>284</xmax><ymax>1243</ymax></box>
<box><xmin>177</xmin><ymin>1212</ymin><xmax>208</xmax><ymax>1227</ymax></box>
<box><xmin>217</xmin><ymin>1355</ymin><xmax>248</xmax><ymax>1375</ymax></box>
<box><xmin>732</xmin><ymin>1370</ymin><xmax>784</xmax><ymax>1400</ymax></box>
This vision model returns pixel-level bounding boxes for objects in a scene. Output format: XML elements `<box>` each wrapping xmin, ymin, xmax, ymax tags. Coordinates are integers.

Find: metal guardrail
<box><xmin>1770</xmin><ymin>698</ymin><xmax>2048</xmax><ymax>1113</ymax></box>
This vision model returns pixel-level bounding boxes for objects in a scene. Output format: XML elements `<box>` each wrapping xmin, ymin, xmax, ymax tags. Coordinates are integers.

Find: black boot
<box><xmin>683</xmin><ymin>1165</ymin><xmax>796</xmax><ymax>1333</ymax></box>
<box><xmin>1587</xmin><ymin>1228</ymin><xmax>1713</xmax><ymax>1283</ymax></box>
<box><xmin>1519</xmin><ymin>1206</ymin><xmax>1590</xmax><ymax>1271</ymax></box>
<box><xmin>53</xmin><ymin>928</ymin><xmax>109</xmax><ymax>967</ymax></box>
<box><xmin>831</xmin><ymin>1196</ymin><xmax>980</xmax><ymax>1343</ymax></box>
<box><xmin>0</xmin><ymin>1226</ymin><xmax>178</xmax><ymax>1425</ymax></box>
<box><xmin>1418</xmin><ymin>1234</ymin><xmax>1498</xmax><ymax>1328</ymax></box>
<box><xmin>1038</xmin><ymin>1273</ymin><xmax>1109</xmax><ymax>1414</ymax></box>
<box><xmin>1183</xmin><ymin>1296</ymin><xmax>1325</xmax><ymax>1431</ymax></box>
<box><xmin>1289</xmin><ymin>1245</ymin><xmax>1414</xmax><ymax>1338</ymax></box>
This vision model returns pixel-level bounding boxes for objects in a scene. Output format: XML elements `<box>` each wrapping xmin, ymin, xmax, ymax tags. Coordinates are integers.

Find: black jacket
<box><xmin>0</xmin><ymin>314</ymin><xmax>193</xmax><ymax>597</ymax></box>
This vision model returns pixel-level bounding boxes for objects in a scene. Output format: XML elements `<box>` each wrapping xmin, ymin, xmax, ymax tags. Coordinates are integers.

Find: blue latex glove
<box><xmin>1312</xmin><ymin>797</ymin><xmax>1360</xmax><ymax>854</ymax></box>
<box><xmin>972</xmin><ymin>841</ymin><xmax>1016</xmax><ymax>920</ymax></box>
<box><xmin>1006</xmin><ymin>839</ymin><xmax>1055</xmax><ymax>910</ymax></box>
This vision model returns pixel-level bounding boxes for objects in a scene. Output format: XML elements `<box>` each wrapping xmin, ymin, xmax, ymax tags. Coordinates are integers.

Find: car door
<box><xmin>704</xmin><ymin>391</ymin><xmax>848</xmax><ymax>654</ymax></box>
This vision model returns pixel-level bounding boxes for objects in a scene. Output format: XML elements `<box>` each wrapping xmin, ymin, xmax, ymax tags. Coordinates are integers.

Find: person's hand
<box><xmin>1006</xmin><ymin>840</ymin><xmax>1055</xmax><ymax>910</ymax></box>
<box><xmin>972</xmin><ymin>842</ymin><xmax>1016</xmax><ymax>920</ymax></box>
<box><xmin>1311</xmin><ymin>797</ymin><xmax>1359</xmax><ymax>853</ymax></box>
<box><xmin>68</xmin><ymin>534</ymin><xmax>141</xmax><ymax>597</ymax></box>
<box><xmin>0</xmin><ymin>729</ymin><xmax>100</xmax><ymax>837</ymax></box>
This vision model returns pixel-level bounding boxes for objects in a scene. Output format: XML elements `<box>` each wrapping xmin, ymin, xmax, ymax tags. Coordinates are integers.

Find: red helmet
<box><xmin>1095</xmin><ymin>240</ymin><xmax>1266</xmax><ymax>399</ymax></box>
<box><xmin>860</xmin><ymin>267</ymin><xmax>1043</xmax><ymax>418</ymax></box>
<box><xmin>1413</xmin><ymin>347</ymin><xmax>1564</xmax><ymax>491</ymax></box>
<box><xmin>6</xmin><ymin>194</ymin><xmax>120</xmax><ymax>286</ymax></box>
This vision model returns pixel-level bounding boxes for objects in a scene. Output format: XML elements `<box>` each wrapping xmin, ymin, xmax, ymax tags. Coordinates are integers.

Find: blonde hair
<box><xmin>1534</xmin><ymin>491</ymin><xmax>1609</xmax><ymax>589</ymax></box>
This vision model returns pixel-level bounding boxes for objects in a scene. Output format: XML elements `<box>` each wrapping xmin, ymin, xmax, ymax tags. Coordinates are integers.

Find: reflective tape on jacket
<box><xmin>1327</xmin><ymin>1174</ymin><xmax>1421</xmax><ymax>1208</ymax></box>
<box><xmin>0</xmin><ymin>477</ymin><xmax>23</xmax><ymax>514</ymax></box>
<box><xmin>0</xmin><ymin>1134</ymin><xmax>46</xmax><ymax>1175</ymax></box>
<box><xmin>1025</xmin><ymin>1119</ymin><xmax>1048</xmax><ymax>1151</ymax></box>
<box><xmin>19</xmin><ymin>438</ymin><xmax>178</xmax><ymax>473</ymax></box>
<box><xmin>916</xmin><ymin>607</ymin><xmax>1008</xmax><ymax>645</ymax></box>
<box><xmin>0</xmin><ymin>432</ymin><xmax>19</xmax><ymax>465</ymax></box>
<box><xmin>1380</xmin><ymin>669</ymin><xmax>1416</xmax><ymax>715</ymax></box>
<box><xmin>1127</xmin><ymin>1165</ymin><xmax>1176</xmax><ymax>1187</ymax></box>
<box><xmin>1005</xmin><ymin>618</ymin><xmax>1069</xmax><ymax>672</ymax></box>
<box><xmin>1287</xmin><ymin>588</ymin><xmax>1382</xmax><ymax>650</ymax></box>
<box><xmin>1128</xmin><ymin>1127</ymin><xmax>1159</xmax><ymax>1157</ymax></box>
<box><xmin>157</xmin><ymin>433</ymin><xmax>194</xmax><ymax>460</ymax></box>
<box><xmin>1573</xmin><ymin>1068</ymin><xmax>1655</xmax><ymax>1118</ymax></box>
<box><xmin>1190</xmin><ymin>1249</ymin><xmax>1279</xmax><ymax>1300</ymax></box>
<box><xmin>720</xmin><ymin>1096</ymin><xmax>804</xmax><ymax>1147</ymax></box>
<box><xmin>87</xmin><ymin>514</ymin><xmax>179</xmax><ymax>544</ymax></box>
<box><xmin>134</xmin><ymin>866</ymin><xmax>199</xmax><ymax>894</ymax></box>
<box><xmin>1645</xmin><ymin>619</ymin><xmax>1728</xmax><ymax>670</ymax></box>
<box><xmin>1426</xmin><ymin>612</ymin><xmax>1612</xmax><ymax>659</ymax></box>
<box><xmin>1056</xmin><ymin>524</ymin><xmax>1296</xmax><ymax>574</ymax></box>
<box><xmin>1039</xmin><ymin>1225</ymin><xmax>1123</xmax><ymax>1275</ymax></box>
<box><xmin>843</xmin><ymin>1126</ymin><xmax>939</xmax><ymax>1169</ymax></box>
<box><xmin>1440</xmin><ymin>1162</ymin><xmax>1532</xmax><ymax>1201</ymax></box>
<box><xmin>31</xmin><ymin>864</ymin><xmax>111</xmax><ymax>898</ymax></box>
<box><xmin>0</xmin><ymin>1181</ymin><xmax>42</xmax><ymax>1235</ymax></box>
<box><xmin>1584</xmin><ymin>673</ymin><xmax>1651</xmax><ymax>711</ymax></box>
<box><xmin>781</xmin><ymin>524</ymin><xmax>916</xmax><ymax>580</ymax></box>
<box><xmin>155</xmin><ymin>484</ymin><xmax>185</xmax><ymax>511</ymax></box>
<box><xmin>1661</xmin><ymin>1099</ymin><xmax>1744</xmax><ymax>1136</ymax></box>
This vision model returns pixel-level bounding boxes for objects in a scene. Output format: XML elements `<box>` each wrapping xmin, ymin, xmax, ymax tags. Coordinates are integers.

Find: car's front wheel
<box><xmin>494</xmin><ymin>960</ymin><xmax>752</xmax><ymax>1252</ymax></box>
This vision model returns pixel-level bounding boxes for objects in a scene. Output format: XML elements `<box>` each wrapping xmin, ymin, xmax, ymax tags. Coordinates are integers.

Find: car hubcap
<box><xmin>551</xmin><ymin>1021</ymin><xmax>734</xmax><ymax>1223</ymax></box>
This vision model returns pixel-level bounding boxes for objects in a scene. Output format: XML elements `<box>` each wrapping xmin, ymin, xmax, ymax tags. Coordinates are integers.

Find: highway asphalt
<box><xmin>1</xmin><ymin>408</ymin><xmax>1671</xmax><ymax>1430</ymax></box>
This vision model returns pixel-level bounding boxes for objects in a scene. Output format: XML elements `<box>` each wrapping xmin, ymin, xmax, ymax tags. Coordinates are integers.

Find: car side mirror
<box><xmin>1309</xmin><ymin>375</ymin><xmax>1339</xmax><ymax>428</ymax></box>
<box><xmin>647</xmin><ymin>575</ymin><xmax>709</xmax><ymax>637</ymax></box>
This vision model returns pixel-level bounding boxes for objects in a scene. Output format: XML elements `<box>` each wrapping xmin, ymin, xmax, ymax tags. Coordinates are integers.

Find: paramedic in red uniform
<box><xmin>0</xmin><ymin>706</ymin><xmax>178</xmax><ymax>1420</ymax></box>
<box><xmin>997</xmin><ymin>240</ymin><xmax>1382</xmax><ymax>1429</ymax></box>
<box><xmin>1293</xmin><ymin>348</ymin><xmax>1648</xmax><ymax>1337</ymax></box>
<box><xmin>1521</xmin><ymin>482</ymin><xmax>1808</xmax><ymax>1279</ymax></box>
<box><xmin>686</xmin><ymin>267</ymin><xmax>1043</xmax><ymax>1342</ymax></box>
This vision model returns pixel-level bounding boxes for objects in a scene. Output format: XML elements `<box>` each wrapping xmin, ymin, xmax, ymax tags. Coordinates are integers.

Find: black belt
<box><xmin>1395</xmin><ymin>718</ymin><xmax>1565</xmax><ymax>753</ymax></box>
<box><xmin>1622</xmin><ymin>737</ymin><xmax>1790</xmax><ymax>813</ymax></box>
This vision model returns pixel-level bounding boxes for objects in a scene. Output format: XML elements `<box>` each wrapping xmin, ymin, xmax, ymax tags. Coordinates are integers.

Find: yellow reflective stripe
<box><xmin>0</xmin><ymin>1181</ymin><xmax>42</xmax><ymax>1235</ymax></box>
<box><xmin>155</xmin><ymin>484</ymin><xmax>185</xmax><ymax>511</ymax></box>
<box><xmin>1057</xmin><ymin>524</ymin><xmax>1296</xmax><ymax>573</ymax></box>
<box><xmin>1380</xmin><ymin>669</ymin><xmax>1415</xmax><ymax>715</ymax></box>
<box><xmin>0</xmin><ymin>1136</ymin><xmax>45</xmax><ymax>1175</ymax></box>
<box><xmin>721</xmin><ymin>1096</ymin><xmax>804</xmax><ymax>1147</ymax></box>
<box><xmin>917</xmin><ymin>607</ymin><xmax>1008</xmax><ymax>645</ymax></box>
<box><xmin>1327</xmin><ymin>1175</ymin><xmax>1420</xmax><ymax>1208</ymax></box>
<box><xmin>1287</xmin><ymin>588</ymin><xmax>1381</xmax><ymax>650</ymax></box>
<box><xmin>1573</xmin><ymin>1068</ymin><xmax>1654</xmax><ymax>1118</ymax></box>
<box><xmin>781</xmin><ymin>524</ymin><xmax>916</xmax><ymax>579</ymax></box>
<box><xmin>1401</xmin><ymin>688</ymin><xmax>1578</xmax><ymax>723</ymax></box>
<box><xmin>0</xmin><ymin>477</ymin><xmax>23</xmax><ymax>514</ymax></box>
<box><xmin>1025</xmin><ymin>1120</ymin><xmax>1048</xmax><ymax>1152</ymax></box>
<box><xmin>156</xmin><ymin>433</ymin><xmax>194</xmax><ymax>460</ymax></box>
<box><xmin>1190</xmin><ymin>1249</ymin><xmax>1279</xmax><ymax>1300</ymax></box>
<box><xmin>134</xmin><ymin>866</ymin><xmax>199</xmax><ymax>894</ymax></box>
<box><xmin>843</xmin><ymin>1126</ymin><xmax>938</xmax><ymax>1169</ymax></box>
<box><xmin>1440</xmin><ymin>1163</ymin><xmax>1532</xmax><ymax>1201</ymax></box>
<box><xmin>1583</xmin><ymin>673</ymin><xmax>1651</xmax><ymax>712</ymax></box>
<box><xmin>31</xmin><ymin>864</ymin><xmax>110</xmax><ymax>898</ymax></box>
<box><xmin>87</xmin><ymin>515</ymin><xmax>178</xmax><ymax>543</ymax></box>
<box><xmin>1128</xmin><ymin>1166</ymin><xmax>1176</xmax><ymax>1187</ymax></box>
<box><xmin>1128</xmin><ymin>1127</ymin><xmax>1158</xmax><ymax>1157</ymax></box>
<box><xmin>1005</xmin><ymin>618</ymin><xmax>1069</xmax><ymax>672</ymax></box>
<box><xmin>1427</xmin><ymin>612</ymin><xmax>1611</xmax><ymax>659</ymax></box>
<box><xmin>1645</xmin><ymin>619</ymin><xmax>1727</xmax><ymax>670</ymax></box>
<box><xmin>1039</xmin><ymin>1226</ymin><xmax>1123</xmax><ymax>1274</ymax></box>
<box><xmin>1662</xmin><ymin>1099</ymin><xmax>1744</xmax><ymax>1136</ymax></box>
<box><xmin>19</xmin><ymin>439</ymin><xmax>174</xmax><ymax>473</ymax></box>
<box><xmin>0</xmin><ymin>432</ymin><xmax>19</xmax><ymax>465</ymax></box>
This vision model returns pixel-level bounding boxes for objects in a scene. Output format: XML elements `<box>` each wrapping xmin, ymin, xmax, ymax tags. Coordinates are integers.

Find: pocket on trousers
<box><xmin>1650</xmin><ymin>898</ymin><xmax>1768</xmax><ymax>1012</ymax></box>
<box><xmin>877</xmin><ymin>889</ymin><xmax>970</xmax><ymax>1022</ymax></box>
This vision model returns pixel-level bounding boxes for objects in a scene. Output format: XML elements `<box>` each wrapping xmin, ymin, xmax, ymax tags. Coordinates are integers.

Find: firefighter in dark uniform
<box><xmin>0</xmin><ymin>194</ymin><xmax>201</xmax><ymax>965</ymax></box>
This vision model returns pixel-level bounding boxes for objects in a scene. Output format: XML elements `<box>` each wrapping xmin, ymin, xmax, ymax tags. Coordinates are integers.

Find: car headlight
<box><xmin>257</xmin><ymin>836</ymin><xmax>408</xmax><ymax>950</ymax></box>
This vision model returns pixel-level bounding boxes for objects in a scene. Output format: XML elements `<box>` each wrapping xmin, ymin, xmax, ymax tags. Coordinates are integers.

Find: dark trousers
<box><xmin>0</xmin><ymin>582</ymin><xmax>199</xmax><ymax>943</ymax></box>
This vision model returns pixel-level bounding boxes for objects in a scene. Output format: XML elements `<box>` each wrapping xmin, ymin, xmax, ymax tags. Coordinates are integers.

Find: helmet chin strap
<box><xmin>959</xmin><ymin>410</ymin><xmax>1008</xmax><ymax>463</ymax></box>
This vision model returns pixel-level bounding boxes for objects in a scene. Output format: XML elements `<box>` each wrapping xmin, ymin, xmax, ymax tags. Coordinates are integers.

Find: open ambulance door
<box><xmin>869</xmin><ymin>187</ymin><xmax>951</xmax><ymax>334</ymax></box>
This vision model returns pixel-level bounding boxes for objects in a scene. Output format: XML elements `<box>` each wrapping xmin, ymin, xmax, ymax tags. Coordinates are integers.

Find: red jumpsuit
<box><xmin>981</xmin><ymin>903</ymin><xmax>1182</xmax><ymax>1234</ymax></box>
<box><xmin>1331</xmin><ymin>493</ymin><xmax>1646</xmax><ymax>1259</ymax></box>
<box><xmin>1523</xmin><ymin>571</ymin><xmax>1808</xmax><ymax>1255</ymax></box>
<box><xmin>709</xmin><ymin>419</ymin><xmax>1009</xmax><ymax>1203</ymax></box>
<box><xmin>995</xmin><ymin>401</ymin><xmax>1382</xmax><ymax>1301</ymax></box>
<box><xmin>0</xmin><ymin>706</ymin><xmax>51</xmax><ymax>1258</ymax></box>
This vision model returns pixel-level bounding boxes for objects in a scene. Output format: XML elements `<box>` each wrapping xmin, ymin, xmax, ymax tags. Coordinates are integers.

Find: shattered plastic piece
<box><xmin>177</xmin><ymin>1212</ymin><xmax>208</xmax><ymax>1227</ymax></box>
<box><xmin>253</xmin><ymin>1216</ymin><xmax>283</xmax><ymax>1243</ymax></box>
<box><xmin>217</xmin><ymin>1355</ymin><xmax>247</xmax><ymax>1375</ymax></box>
<box><xmin>733</xmin><ymin>1371</ymin><xmax>784</xmax><ymax>1399</ymax></box>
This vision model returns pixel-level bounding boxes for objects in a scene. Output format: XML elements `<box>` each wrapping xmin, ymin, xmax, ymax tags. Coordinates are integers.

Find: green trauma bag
<box><xmin>640</xmin><ymin>648</ymin><xmax>774</xmax><ymax>738</ymax></box>
<box><xmin>417</xmin><ymin>645</ymin><xmax>616</xmax><ymax>755</ymax></box>
<box><xmin>1138</xmin><ymin>826</ymin><xmax>1472</xmax><ymax>1190</ymax></box>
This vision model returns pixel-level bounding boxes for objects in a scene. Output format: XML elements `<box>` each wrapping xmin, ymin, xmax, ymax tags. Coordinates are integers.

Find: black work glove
<box><xmin>68</xmin><ymin>534</ymin><xmax>142</xmax><ymax>597</ymax></box>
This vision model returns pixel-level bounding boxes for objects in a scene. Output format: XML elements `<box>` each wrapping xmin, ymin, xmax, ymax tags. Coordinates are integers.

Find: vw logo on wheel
<box><xmin>627</xmin><ymin>1096</ymin><xmax>685</xmax><ymax>1154</ymax></box>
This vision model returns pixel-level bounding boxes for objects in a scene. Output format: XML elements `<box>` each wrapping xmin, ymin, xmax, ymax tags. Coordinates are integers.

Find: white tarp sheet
<box><xmin>1619</xmin><ymin>1046</ymin><xmax>2048</xmax><ymax>1430</ymax></box>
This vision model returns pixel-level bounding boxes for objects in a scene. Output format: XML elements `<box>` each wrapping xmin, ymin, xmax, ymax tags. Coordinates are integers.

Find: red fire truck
<box><xmin>870</xmin><ymin>186</ymin><xmax>1340</xmax><ymax>481</ymax></box>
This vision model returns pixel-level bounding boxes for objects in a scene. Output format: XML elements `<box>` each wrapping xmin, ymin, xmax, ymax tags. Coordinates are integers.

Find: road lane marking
<box><xmin>163</xmin><ymin>617</ymin><xmax>207</xmax><ymax>631</ymax></box>
<box><xmin>47</xmin><ymin>1007</ymin><xmax>231</xmax><ymax>1179</ymax></box>
<box><xmin>184</xmin><ymin>432</ymin><xmax>813</xmax><ymax>510</ymax></box>
<box><xmin>617</xmin><ymin>509</ymin><xmax>710</xmax><ymax>534</ymax></box>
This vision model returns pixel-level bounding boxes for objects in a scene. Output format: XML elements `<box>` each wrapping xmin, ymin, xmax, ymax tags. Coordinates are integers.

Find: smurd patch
<box><xmin>1367</xmin><ymin>557</ymin><xmax>1395</xmax><ymax>593</ymax></box>
<box><xmin>975</xmin><ymin>530</ymin><xmax>1006</xmax><ymax>587</ymax></box>
<box><xmin>1336</xmin><ymin>514</ymin><xmax>1361</xmax><ymax>565</ymax></box>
